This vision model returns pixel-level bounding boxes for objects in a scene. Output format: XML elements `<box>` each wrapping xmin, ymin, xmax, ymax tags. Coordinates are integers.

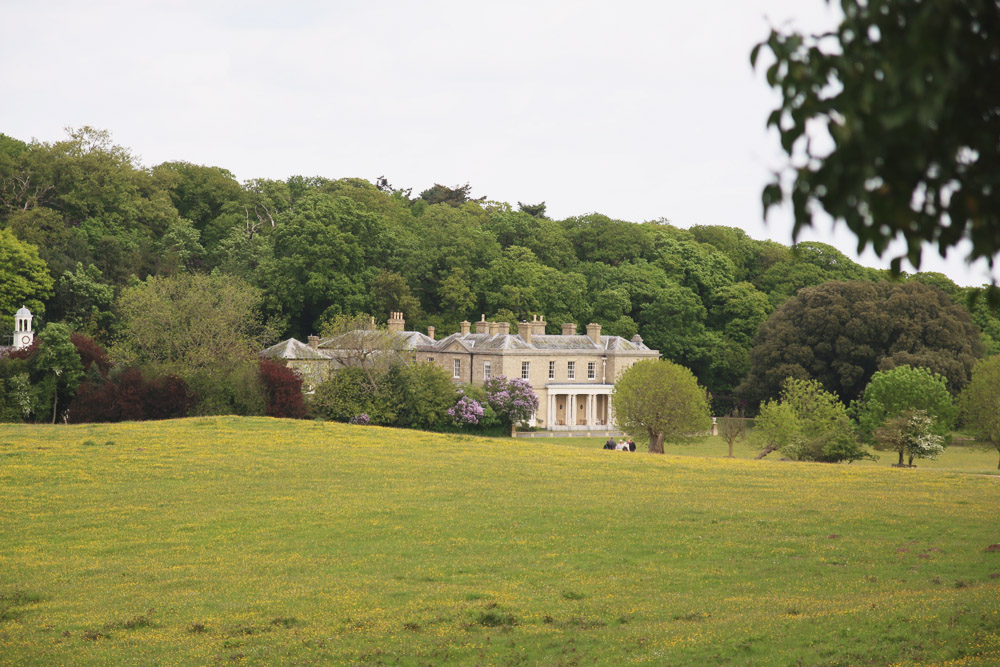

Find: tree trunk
<box><xmin>51</xmin><ymin>380</ymin><xmax>58</xmax><ymax>424</ymax></box>
<box><xmin>728</xmin><ymin>439</ymin><xmax>734</xmax><ymax>458</ymax></box>
<box><xmin>754</xmin><ymin>444</ymin><xmax>778</xmax><ymax>460</ymax></box>
<box><xmin>898</xmin><ymin>449</ymin><xmax>905</xmax><ymax>466</ymax></box>
<box><xmin>648</xmin><ymin>430</ymin><xmax>664</xmax><ymax>454</ymax></box>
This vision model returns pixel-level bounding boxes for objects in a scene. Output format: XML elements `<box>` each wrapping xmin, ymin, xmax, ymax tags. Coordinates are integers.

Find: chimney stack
<box><xmin>497</xmin><ymin>322</ymin><xmax>510</xmax><ymax>336</ymax></box>
<box><xmin>586</xmin><ymin>323</ymin><xmax>602</xmax><ymax>345</ymax></box>
<box><xmin>488</xmin><ymin>322</ymin><xmax>499</xmax><ymax>336</ymax></box>
<box><xmin>561</xmin><ymin>322</ymin><xmax>577</xmax><ymax>336</ymax></box>
<box><xmin>388</xmin><ymin>311</ymin><xmax>406</xmax><ymax>332</ymax></box>
<box><xmin>460</xmin><ymin>320</ymin><xmax>471</xmax><ymax>335</ymax></box>
<box><xmin>535</xmin><ymin>315</ymin><xmax>547</xmax><ymax>336</ymax></box>
<box><xmin>475</xmin><ymin>314</ymin><xmax>488</xmax><ymax>334</ymax></box>
<box><xmin>427</xmin><ymin>326</ymin><xmax>435</xmax><ymax>340</ymax></box>
<box><xmin>520</xmin><ymin>320</ymin><xmax>532</xmax><ymax>344</ymax></box>
<box><xmin>307</xmin><ymin>335</ymin><xmax>319</xmax><ymax>350</ymax></box>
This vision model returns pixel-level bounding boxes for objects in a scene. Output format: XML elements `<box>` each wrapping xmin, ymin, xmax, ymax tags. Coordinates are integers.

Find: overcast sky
<box><xmin>3</xmin><ymin>0</ymin><xmax>995</xmax><ymax>286</ymax></box>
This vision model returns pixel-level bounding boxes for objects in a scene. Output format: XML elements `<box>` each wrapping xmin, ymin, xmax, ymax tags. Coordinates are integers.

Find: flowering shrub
<box><xmin>349</xmin><ymin>413</ymin><xmax>370</xmax><ymax>425</ymax></box>
<box><xmin>482</xmin><ymin>375</ymin><xmax>538</xmax><ymax>426</ymax></box>
<box><xmin>448</xmin><ymin>395</ymin><xmax>485</xmax><ymax>425</ymax></box>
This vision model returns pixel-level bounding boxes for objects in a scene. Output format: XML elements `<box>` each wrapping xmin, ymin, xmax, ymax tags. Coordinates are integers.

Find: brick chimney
<box><xmin>586</xmin><ymin>323</ymin><xmax>601</xmax><ymax>345</ymax></box>
<box><xmin>561</xmin><ymin>322</ymin><xmax>577</xmax><ymax>336</ymax></box>
<box><xmin>460</xmin><ymin>320</ymin><xmax>471</xmax><ymax>335</ymax></box>
<box><xmin>307</xmin><ymin>335</ymin><xmax>319</xmax><ymax>350</ymax></box>
<box><xmin>387</xmin><ymin>311</ymin><xmax>405</xmax><ymax>332</ymax></box>
<box><xmin>497</xmin><ymin>322</ymin><xmax>510</xmax><ymax>335</ymax></box>
<box><xmin>534</xmin><ymin>315</ymin><xmax>547</xmax><ymax>336</ymax></box>
<box><xmin>520</xmin><ymin>320</ymin><xmax>532</xmax><ymax>344</ymax></box>
<box><xmin>475</xmin><ymin>314</ymin><xmax>488</xmax><ymax>334</ymax></box>
<box><xmin>427</xmin><ymin>326</ymin><xmax>435</xmax><ymax>340</ymax></box>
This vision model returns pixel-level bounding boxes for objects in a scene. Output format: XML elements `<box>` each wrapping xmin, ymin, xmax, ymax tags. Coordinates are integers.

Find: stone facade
<box><xmin>262</xmin><ymin>313</ymin><xmax>660</xmax><ymax>431</ymax></box>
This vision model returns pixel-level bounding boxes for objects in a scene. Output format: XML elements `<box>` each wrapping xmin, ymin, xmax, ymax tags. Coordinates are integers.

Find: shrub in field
<box><xmin>311</xmin><ymin>366</ymin><xmax>398</xmax><ymax>425</ymax></box>
<box><xmin>258</xmin><ymin>360</ymin><xmax>306</xmax><ymax>419</ymax></box>
<box><xmin>752</xmin><ymin>378</ymin><xmax>871</xmax><ymax>463</ymax></box>
<box><xmin>394</xmin><ymin>362</ymin><xmax>459</xmax><ymax>430</ymax></box>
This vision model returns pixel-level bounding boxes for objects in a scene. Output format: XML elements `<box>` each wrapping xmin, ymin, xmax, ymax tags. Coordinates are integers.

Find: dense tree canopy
<box><xmin>2</xmin><ymin>126</ymin><xmax>999</xmax><ymax>423</ymax></box>
<box><xmin>740</xmin><ymin>281</ymin><xmax>982</xmax><ymax>406</ymax></box>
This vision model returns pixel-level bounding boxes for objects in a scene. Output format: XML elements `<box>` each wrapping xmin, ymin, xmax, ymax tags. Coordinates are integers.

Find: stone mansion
<box><xmin>263</xmin><ymin>312</ymin><xmax>660</xmax><ymax>431</ymax></box>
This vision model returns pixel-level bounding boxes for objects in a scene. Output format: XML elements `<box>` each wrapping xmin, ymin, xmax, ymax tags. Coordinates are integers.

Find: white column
<box><xmin>607</xmin><ymin>395</ymin><xmax>614</xmax><ymax>427</ymax></box>
<box><xmin>587</xmin><ymin>394</ymin><xmax>594</xmax><ymax>425</ymax></box>
<box><xmin>568</xmin><ymin>394</ymin><xmax>576</xmax><ymax>426</ymax></box>
<box><xmin>548</xmin><ymin>392</ymin><xmax>555</xmax><ymax>427</ymax></box>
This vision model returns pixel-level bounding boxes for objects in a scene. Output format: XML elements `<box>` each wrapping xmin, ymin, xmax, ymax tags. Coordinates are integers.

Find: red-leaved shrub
<box><xmin>259</xmin><ymin>359</ymin><xmax>306</xmax><ymax>419</ymax></box>
<box><xmin>70</xmin><ymin>333</ymin><xmax>112</xmax><ymax>378</ymax></box>
<box><xmin>68</xmin><ymin>367</ymin><xmax>195</xmax><ymax>423</ymax></box>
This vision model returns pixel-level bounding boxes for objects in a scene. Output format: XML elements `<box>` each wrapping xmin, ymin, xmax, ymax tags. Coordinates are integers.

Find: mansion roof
<box><xmin>263</xmin><ymin>329</ymin><xmax>655</xmax><ymax>361</ymax></box>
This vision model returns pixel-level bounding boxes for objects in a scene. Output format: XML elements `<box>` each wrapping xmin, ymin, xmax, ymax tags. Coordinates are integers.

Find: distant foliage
<box><xmin>258</xmin><ymin>360</ymin><xmax>306</xmax><ymax>419</ymax></box>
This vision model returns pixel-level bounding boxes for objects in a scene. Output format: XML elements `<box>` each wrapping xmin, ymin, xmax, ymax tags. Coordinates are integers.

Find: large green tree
<box><xmin>612</xmin><ymin>359</ymin><xmax>711</xmax><ymax>454</ymax></box>
<box><xmin>740</xmin><ymin>281</ymin><xmax>982</xmax><ymax>405</ymax></box>
<box><xmin>0</xmin><ymin>228</ymin><xmax>54</xmax><ymax>332</ymax></box>
<box><xmin>852</xmin><ymin>365</ymin><xmax>956</xmax><ymax>442</ymax></box>
<box><xmin>754</xmin><ymin>0</ymin><xmax>1000</xmax><ymax>273</ymax></box>
<box><xmin>958</xmin><ymin>355</ymin><xmax>1000</xmax><ymax>470</ymax></box>
<box><xmin>112</xmin><ymin>273</ymin><xmax>272</xmax><ymax>373</ymax></box>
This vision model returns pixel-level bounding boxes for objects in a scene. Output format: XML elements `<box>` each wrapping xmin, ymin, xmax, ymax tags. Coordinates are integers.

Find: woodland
<box><xmin>2</xmin><ymin>127</ymin><xmax>998</xmax><ymax>416</ymax></box>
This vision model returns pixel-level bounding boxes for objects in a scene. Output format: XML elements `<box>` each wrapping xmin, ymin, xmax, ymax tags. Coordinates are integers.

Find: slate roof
<box><xmin>420</xmin><ymin>332</ymin><xmax>652</xmax><ymax>352</ymax></box>
<box><xmin>261</xmin><ymin>338</ymin><xmax>331</xmax><ymax>360</ymax></box>
<box><xmin>264</xmin><ymin>329</ymin><xmax>655</xmax><ymax>360</ymax></box>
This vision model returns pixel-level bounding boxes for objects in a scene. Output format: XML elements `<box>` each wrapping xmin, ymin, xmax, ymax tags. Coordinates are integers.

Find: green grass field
<box><xmin>1</xmin><ymin>417</ymin><xmax>998</xmax><ymax>665</ymax></box>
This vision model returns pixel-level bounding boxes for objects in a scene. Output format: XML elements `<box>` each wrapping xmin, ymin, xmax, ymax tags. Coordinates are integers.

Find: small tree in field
<box><xmin>874</xmin><ymin>409</ymin><xmax>945</xmax><ymax>467</ymax></box>
<box><xmin>959</xmin><ymin>355</ymin><xmax>1000</xmax><ymax>470</ymax></box>
<box><xmin>718</xmin><ymin>408</ymin><xmax>747</xmax><ymax>458</ymax></box>
<box><xmin>612</xmin><ymin>359</ymin><xmax>711</xmax><ymax>454</ymax></box>
<box><xmin>34</xmin><ymin>323</ymin><xmax>84</xmax><ymax>423</ymax></box>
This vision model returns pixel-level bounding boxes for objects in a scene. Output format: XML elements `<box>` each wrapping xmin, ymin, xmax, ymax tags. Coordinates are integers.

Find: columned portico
<box><xmin>543</xmin><ymin>384</ymin><xmax>614</xmax><ymax>431</ymax></box>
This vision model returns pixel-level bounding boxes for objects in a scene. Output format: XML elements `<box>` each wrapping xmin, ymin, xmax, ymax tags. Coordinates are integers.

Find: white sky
<box><xmin>2</xmin><ymin>0</ymin><xmax>995</xmax><ymax>286</ymax></box>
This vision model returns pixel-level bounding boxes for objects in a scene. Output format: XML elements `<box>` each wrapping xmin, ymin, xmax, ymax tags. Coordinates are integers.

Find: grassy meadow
<box><xmin>1</xmin><ymin>417</ymin><xmax>999</xmax><ymax>665</ymax></box>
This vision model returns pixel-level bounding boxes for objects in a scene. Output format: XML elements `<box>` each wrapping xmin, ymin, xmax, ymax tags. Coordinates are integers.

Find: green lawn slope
<box><xmin>1</xmin><ymin>417</ymin><xmax>998</xmax><ymax>665</ymax></box>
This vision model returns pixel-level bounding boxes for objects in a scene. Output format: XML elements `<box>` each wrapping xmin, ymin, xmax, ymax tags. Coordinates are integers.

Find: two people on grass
<box><xmin>604</xmin><ymin>437</ymin><xmax>636</xmax><ymax>452</ymax></box>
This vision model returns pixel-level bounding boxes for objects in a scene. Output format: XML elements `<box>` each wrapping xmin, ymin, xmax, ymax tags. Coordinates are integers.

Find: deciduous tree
<box><xmin>958</xmin><ymin>355</ymin><xmax>1000</xmax><ymax>470</ymax></box>
<box><xmin>612</xmin><ymin>359</ymin><xmax>711</xmax><ymax>454</ymax></box>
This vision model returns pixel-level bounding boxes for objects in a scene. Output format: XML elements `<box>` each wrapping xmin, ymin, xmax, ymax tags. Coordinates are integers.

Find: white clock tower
<box><xmin>13</xmin><ymin>305</ymin><xmax>33</xmax><ymax>349</ymax></box>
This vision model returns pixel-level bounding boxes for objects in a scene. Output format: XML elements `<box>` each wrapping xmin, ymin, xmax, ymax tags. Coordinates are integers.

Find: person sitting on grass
<box><xmin>627</xmin><ymin>439</ymin><xmax>636</xmax><ymax>452</ymax></box>
<box><xmin>604</xmin><ymin>436</ymin><xmax>616</xmax><ymax>450</ymax></box>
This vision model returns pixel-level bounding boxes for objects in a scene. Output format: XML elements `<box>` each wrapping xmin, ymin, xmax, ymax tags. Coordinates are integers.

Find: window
<box><xmin>588</xmin><ymin>361</ymin><xmax>596</xmax><ymax>379</ymax></box>
<box><xmin>427</xmin><ymin>356</ymin><xmax>434</xmax><ymax>362</ymax></box>
<box><xmin>548</xmin><ymin>360</ymin><xmax>555</xmax><ymax>379</ymax></box>
<box><xmin>484</xmin><ymin>361</ymin><xmax>492</xmax><ymax>380</ymax></box>
<box><xmin>453</xmin><ymin>359</ymin><xmax>461</xmax><ymax>378</ymax></box>
<box><xmin>567</xmin><ymin>361</ymin><xmax>576</xmax><ymax>380</ymax></box>
<box><xmin>521</xmin><ymin>361</ymin><xmax>530</xmax><ymax>379</ymax></box>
